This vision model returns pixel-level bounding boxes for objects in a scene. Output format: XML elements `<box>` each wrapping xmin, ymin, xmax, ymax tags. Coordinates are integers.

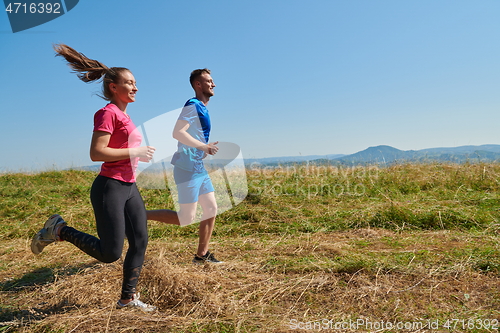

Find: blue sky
<box><xmin>1</xmin><ymin>1</ymin><xmax>499</xmax><ymax>172</ymax></box>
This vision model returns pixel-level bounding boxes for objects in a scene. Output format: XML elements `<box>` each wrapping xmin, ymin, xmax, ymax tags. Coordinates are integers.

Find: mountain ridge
<box><xmin>249</xmin><ymin>144</ymin><xmax>500</xmax><ymax>166</ymax></box>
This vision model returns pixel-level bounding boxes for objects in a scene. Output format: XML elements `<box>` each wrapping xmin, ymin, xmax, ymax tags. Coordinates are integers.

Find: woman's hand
<box><xmin>132</xmin><ymin>146</ymin><xmax>156</xmax><ymax>162</ymax></box>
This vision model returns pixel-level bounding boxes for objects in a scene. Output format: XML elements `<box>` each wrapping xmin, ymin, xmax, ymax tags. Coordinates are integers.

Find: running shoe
<box><xmin>192</xmin><ymin>251</ymin><xmax>223</xmax><ymax>264</ymax></box>
<box><xmin>31</xmin><ymin>214</ymin><xmax>67</xmax><ymax>255</ymax></box>
<box><xmin>116</xmin><ymin>293</ymin><xmax>157</xmax><ymax>312</ymax></box>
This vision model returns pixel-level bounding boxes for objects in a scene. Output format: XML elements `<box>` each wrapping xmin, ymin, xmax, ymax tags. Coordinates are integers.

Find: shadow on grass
<box><xmin>0</xmin><ymin>262</ymin><xmax>99</xmax><ymax>292</ymax></box>
<box><xmin>1</xmin><ymin>267</ymin><xmax>54</xmax><ymax>292</ymax></box>
<box><xmin>0</xmin><ymin>300</ymin><xmax>79</xmax><ymax>331</ymax></box>
<box><xmin>0</xmin><ymin>262</ymin><xmax>100</xmax><ymax>330</ymax></box>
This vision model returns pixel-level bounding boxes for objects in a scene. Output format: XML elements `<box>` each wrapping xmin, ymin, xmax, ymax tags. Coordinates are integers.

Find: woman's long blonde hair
<box><xmin>54</xmin><ymin>44</ymin><xmax>130</xmax><ymax>101</ymax></box>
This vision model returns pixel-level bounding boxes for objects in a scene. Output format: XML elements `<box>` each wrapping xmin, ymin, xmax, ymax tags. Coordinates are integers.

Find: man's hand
<box><xmin>203</xmin><ymin>141</ymin><xmax>219</xmax><ymax>156</ymax></box>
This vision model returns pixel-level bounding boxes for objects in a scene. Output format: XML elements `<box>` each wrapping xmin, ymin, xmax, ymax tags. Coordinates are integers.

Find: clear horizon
<box><xmin>3</xmin><ymin>142</ymin><xmax>499</xmax><ymax>174</ymax></box>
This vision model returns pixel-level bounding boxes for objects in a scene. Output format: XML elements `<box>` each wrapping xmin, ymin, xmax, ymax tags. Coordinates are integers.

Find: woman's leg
<box><xmin>60</xmin><ymin>176</ymin><xmax>126</xmax><ymax>263</ymax></box>
<box><xmin>120</xmin><ymin>183</ymin><xmax>148</xmax><ymax>301</ymax></box>
<box><xmin>146</xmin><ymin>209</ymin><xmax>180</xmax><ymax>225</ymax></box>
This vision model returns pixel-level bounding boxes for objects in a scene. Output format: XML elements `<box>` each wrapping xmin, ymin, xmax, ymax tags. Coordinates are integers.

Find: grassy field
<box><xmin>0</xmin><ymin>163</ymin><xmax>499</xmax><ymax>332</ymax></box>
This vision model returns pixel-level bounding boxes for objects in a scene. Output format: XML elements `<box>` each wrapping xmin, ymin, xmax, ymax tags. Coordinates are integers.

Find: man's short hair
<box><xmin>190</xmin><ymin>68</ymin><xmax>211</xmax><ymax>87</ymax></box>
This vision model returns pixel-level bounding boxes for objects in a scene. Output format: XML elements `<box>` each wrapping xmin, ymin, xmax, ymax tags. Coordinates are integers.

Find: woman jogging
<box><xmin>31</xmin><ymin>44</ymin><xmax>156</xmax><ymax>312</ymax></box>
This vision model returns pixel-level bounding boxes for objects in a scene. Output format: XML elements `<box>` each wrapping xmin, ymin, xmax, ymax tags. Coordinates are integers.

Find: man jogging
<box><xmin>147</xmin><ymin>69</ymin><xmax>222</xmax><ymax>264</ymax></box>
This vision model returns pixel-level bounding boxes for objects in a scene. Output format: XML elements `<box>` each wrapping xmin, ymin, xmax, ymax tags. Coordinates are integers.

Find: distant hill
<box><xmin>419</xmin><ymin>144</ymin><xmax>500</xmax><ymax>154</ymax></box>
<box><xmin>324</xmin><ymin>144</ymin><xmax>500</xmax><ymax>165</ymax></box>
<box><xmin>244</xmin><ymin>154</ymin><xmax>345</xmax><ymax>166</ymax></box>
<box><xmin>248</xmin><ymin>144</ymin><xmax>500</xmax><ymax>167</ymax></box>
<box><xmin>332</xmin><ymin>145</ymin><xmax>418</xmax><ymax>164</ymax></box>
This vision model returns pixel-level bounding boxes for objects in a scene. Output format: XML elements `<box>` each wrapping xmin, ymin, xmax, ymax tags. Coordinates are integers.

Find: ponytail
<box><xmin>54</xmin><ymin>44</ymin><xmax>130</xmax><ymax>101</ymax></box>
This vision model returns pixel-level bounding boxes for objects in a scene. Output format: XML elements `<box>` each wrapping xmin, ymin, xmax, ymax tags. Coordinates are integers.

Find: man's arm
<box><xmin>172</xmin><ymin>119</ymin><xmax>219</xmax><ymax>155</ymax></box>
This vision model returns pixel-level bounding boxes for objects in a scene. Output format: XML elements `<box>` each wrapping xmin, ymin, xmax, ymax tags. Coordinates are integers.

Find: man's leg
<box><xmin>196</xmin><ymin>192</ymin><xmax>217</xmax><ymax>257</ymax></box>
<box><xmin>178</xmin><ymin>202</ymin><xmax>198</xmax><ymax>227</ymax></box>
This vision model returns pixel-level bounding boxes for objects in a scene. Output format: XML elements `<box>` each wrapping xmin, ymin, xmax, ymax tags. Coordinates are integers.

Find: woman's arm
<box><xmin>90</xmin><ymin>131</ymin><xmax>155</xmax><ymax>162</ymax></box>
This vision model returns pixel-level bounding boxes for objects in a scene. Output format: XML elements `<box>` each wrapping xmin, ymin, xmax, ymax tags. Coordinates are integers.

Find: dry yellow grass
<box><xmin>1</xmin><ymin>228</ymin><xmax>499</xmax><ymax>332</ymax></box>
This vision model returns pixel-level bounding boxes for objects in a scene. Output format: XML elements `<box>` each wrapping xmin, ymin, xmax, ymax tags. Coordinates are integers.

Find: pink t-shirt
<box><xmin>93</xmin><ymin>103</ymin><xmax>142</xmax><ymax>183</ymax></box>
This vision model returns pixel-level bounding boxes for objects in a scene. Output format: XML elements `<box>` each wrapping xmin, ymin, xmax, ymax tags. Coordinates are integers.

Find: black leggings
<box><xmin>60</xmin><ymin>175</ymin><xmax>148</xmax><ymax>300</ymax></box>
